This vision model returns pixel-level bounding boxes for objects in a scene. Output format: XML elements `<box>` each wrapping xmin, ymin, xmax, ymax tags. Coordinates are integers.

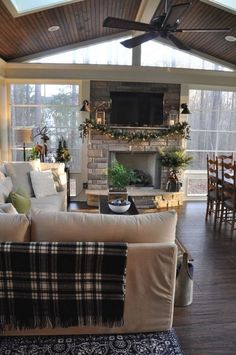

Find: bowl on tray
<box><xmin>108</xmin><ymin>199</ymin><xmax>131</xmax><ymax>213</ymax></box>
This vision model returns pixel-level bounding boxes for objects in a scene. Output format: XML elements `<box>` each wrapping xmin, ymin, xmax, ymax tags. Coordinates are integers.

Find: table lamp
<box><xmin>15</xmin><ymin>128</ymin><xmax>33</xmax><ymax>161</ymax></box>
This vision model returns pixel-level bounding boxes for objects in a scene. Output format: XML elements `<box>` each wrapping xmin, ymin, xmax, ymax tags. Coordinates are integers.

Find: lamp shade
<box><xmin>15</xmin><ymin>128</ymin><xmax>33</xmax><ymax>144</ymax></box>
<box><xmin>181</xmin><ymin>103</ymin><xmax>191</xmax><ymax>114</ymax></box>
<box><xmin>15</xmin><ymin>128</ymin><xmax>33</xmax><ymax>161</ymax></box>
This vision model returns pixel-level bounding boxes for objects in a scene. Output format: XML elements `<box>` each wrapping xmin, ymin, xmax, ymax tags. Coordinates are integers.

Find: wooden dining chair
<box><xmin>217</xmin><ymin>153</ymin><xmax>233</xmax><ymax>183</ymax></box>
<box><xmin>217</xmin><ymin>153</ymin><xmax>233</xmax><ymax>163</ymax></box>
<box><xmin>219</xmin><ymin>161</ymin><xmax>236</xmax><ymax>237</ymax></box>
<box><xmin>205</xmin><ymin>155</ymin><xmax>221</xmax><ymax>227</ymax></box>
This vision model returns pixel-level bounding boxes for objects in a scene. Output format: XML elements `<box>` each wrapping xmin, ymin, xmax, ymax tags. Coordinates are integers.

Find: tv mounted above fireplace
<box><xmin>110</xmin><ymin>91</ymin><xmax>164</xmax><ymax>127</ymax></box>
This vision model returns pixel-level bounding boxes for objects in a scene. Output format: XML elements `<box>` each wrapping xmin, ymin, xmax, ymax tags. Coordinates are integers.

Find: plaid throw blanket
<box><xmin>0</xmin><ymin>242</ymin><xmax>127</xmax><ymax>331</ymax></box>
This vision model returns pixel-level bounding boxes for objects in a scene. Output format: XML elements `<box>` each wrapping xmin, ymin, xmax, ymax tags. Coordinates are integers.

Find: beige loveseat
<box><xmin>0</xmin><ymin>209</ymin><xmax>177</xmax><ymax>336</ymax></box>
<box><xmin>0</xmin><ymin>161</ymin><xmax>67</xmax><ymax>212</ymax></box>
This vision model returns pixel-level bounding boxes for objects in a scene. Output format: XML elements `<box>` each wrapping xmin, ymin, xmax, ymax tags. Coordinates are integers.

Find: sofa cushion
<box><xmin>31</xmin><ymin>210</ymin><xmax>177</xmax><ymax>243</ymax></box>
<box><xmin>0</xmin><ymin>214</ymin><xmax>30</xmax><ymax>241</ymax></box>
<box><xmin>0</xmin><ymin>203</ymin><xmax>18</xmax><ymax>214</ymax></box>
<box><xmin>31</xmin><ymin>191</ymin><xmax>66</xmax><ymax>212</ymax></box>
<box><xmin>30</xmin><ymin>171</ymin><xmax>57</xmax><ymax>198</ymax></box>
<box><xmin>4</xmin><ymin>162</ymin><xmax>34</xmax><ymax>197</ymax></box>
<box><xmin>0</xmin><ymin>177</ymin><xmax>13</xmax><ymax>203</ymax></box>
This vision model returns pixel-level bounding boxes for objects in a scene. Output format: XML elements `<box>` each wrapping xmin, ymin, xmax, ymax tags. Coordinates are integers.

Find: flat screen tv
<box><xmin>110</xmin><ymin>91</ymin><xmax>164</xmax><ymax>127</ymax></box>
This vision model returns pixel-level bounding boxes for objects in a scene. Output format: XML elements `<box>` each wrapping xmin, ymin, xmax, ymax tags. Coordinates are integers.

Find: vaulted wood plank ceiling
<box><xmin>0</xmin><ymin>0</ymin><xmax>235</xmax><ymax>68</ymax></box>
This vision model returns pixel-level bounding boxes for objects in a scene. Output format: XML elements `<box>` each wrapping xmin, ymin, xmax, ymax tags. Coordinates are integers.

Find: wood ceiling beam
<box><xmin>135</xmin><ymin>0</ymin><xmax>161</xmax><ymax>23</ymax></box>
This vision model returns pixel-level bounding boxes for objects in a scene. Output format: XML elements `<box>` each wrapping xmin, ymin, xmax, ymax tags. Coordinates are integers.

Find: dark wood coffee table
<box><xmin>99</xmin><ymin>196</ymin><xmax>139</xmax><ymax>215</ymax></box>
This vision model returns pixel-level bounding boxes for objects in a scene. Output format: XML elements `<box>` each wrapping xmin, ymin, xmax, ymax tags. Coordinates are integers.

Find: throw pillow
<box><xmin>51</xmin><ymin>169</ymin><xmax>65</xmax><ymax>192</ymax></box>
<box><xmin>0</xmin><ymin>177</ymin><xmax>13</xmax><ymax>203</ymax></box>
<box><xmin>30</xmin><ymin>170</ymin><xmax>57</xmax><ymax>198</ymax></box>
<box><xmin>4</xmin><ymin>162</ymin><xmax>35</xmax><ymax>197</ymax></box>
<box><xmin>7</xmin><ymin>189</ymin><xmax>31</xmax><ymax>214</ymax></box>
<box><xmin>29</xmin><ymin>159</ymin><xmax>41</xmax><ymax>172</ymax></box>
<box><xmin>0</xmin><ymin>203</ymin><xmax>18</xmax><ymax>214</ymax></box>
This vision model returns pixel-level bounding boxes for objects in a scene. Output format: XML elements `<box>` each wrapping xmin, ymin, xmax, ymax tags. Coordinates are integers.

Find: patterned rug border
<box><xmin>0</xmin><ymin>329</ymin><xmax>184</xmax><ymax>355</ymax></box>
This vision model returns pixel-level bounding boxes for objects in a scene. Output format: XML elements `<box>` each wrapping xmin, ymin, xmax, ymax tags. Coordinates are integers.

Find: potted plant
<box><xmin>108</xmin><ymin>160</ymin><xmax>136</xmax><ymax>192</ymax></box>
<box><xmin>159</xmin><ymin>147</ymin><xmax>192</xmax><ymax>192</ymax></box>
<box><xmin>28</xmin><ymin>144</ymin><xmax>43</xmax><ymax>161</ymax></box>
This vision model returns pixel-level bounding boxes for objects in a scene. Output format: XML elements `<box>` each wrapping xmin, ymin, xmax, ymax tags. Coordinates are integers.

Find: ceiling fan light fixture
<box><xmin>225</xmin><ymin>35</ymin><xmax>236</xmax><ymax>42</ymax></box>
<box><xmin>48</xmin><ymin>25</ymin><xmax>60</xmax><ymax>32</ymax></box>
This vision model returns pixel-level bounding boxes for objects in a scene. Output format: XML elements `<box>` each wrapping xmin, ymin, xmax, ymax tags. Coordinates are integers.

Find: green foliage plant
<box><xmin>108</xmin><ymin>160</ymin><xmax>136</xmax><ymax>190</ymax></box>
<box><xmin>56</xmin><ymin>137</ymin><xmax>71</xmax><ymax>164</ymax></box>
<box><xmin>28</xmin><ymin>145</ymin><xmax>43</xmax><ymax>160</ymax></box>
<box><xmin>159</xmin><ymin>147</ymin><xmax>193</xmax><ymax>181</ymax></box>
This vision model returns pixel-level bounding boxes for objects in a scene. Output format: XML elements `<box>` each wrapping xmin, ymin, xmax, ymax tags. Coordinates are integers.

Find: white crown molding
<box><xmin>3</xmin><ymin>63</ymin><xmax>236</xmax><ymax>88</ymax></box>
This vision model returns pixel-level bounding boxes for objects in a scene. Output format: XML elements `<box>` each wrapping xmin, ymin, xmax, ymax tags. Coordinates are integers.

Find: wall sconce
<box><xmin>15</xmin><ymin>127</ymin><xmax>33</xmax><ymax>161</ymax></box>
<box><xmin>80</xmin><ymin>100</ymin><xmax>90</xmax><ymax>112</ymax></box>
<box><xmin>181</xmin><ymin>103</ymin><xmax>191</xmax><ymax>114</ymax></box>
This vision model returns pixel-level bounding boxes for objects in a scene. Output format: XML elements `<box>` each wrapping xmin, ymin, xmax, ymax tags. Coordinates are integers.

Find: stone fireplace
<box><xmin>86</xmin><ymin>80</ymin><xmax>182</xmax><ymax>207</ymax></box>
<box><xmin>87</xmin><ymin>128</ymin><xmax>181</xmax><ymax>191</ymax></box>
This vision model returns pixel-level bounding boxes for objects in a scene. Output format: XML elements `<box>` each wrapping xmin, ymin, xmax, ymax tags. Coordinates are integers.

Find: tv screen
<box><xmin>110</xmin><ymin>91</ymin><xmax>164</xmax><ymax>127</ymax></box>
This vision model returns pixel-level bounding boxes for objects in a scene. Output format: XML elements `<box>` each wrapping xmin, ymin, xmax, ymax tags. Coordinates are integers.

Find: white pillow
<box><xmin>30</xmin><ymin>171</ymin><xmax>57</xmax><ymax>198</ymax></box>
<box><xmin>0</xmin><ymin>177</ymin><xmax>13</xmax><ymax>203</ymax></box>
<box><xmin>0</xmin><ymin>203</ymin><xmax>18</xmax><ymax>214</ymax></box>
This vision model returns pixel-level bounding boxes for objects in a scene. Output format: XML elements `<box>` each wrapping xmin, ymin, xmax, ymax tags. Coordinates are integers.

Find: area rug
<box><xmin>0</xmin><ymin>329</ymin><xmax>183</xmax><ymax>354</ymax></box>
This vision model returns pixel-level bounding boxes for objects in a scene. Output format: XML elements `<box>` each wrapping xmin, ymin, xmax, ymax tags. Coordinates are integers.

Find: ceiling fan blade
<box><xmin>168</xmin><ymin>34</ymin><xmax>191</xmax><ymax>51</ymax></box>
<box><xmin>103</xmin><ymin>17</ymin><xmax>155</xmax><ymax>32</ymax></box>
<box><xmin>121</xmin><ymin>32</ymin><xmax>158</xmax><ymax>48</ymax></box>
<box><xmin>161</xmin><ymin>2</ymin><xmax>191</xmax><ymax>29</ymax></box>
<box><xmin>176</xmin><ymin>28</ymin><xmax>231</xmax><ymax>33</ymax></box>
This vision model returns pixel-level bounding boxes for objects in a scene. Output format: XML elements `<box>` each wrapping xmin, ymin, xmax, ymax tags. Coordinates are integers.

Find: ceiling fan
<box><xmin>103</xmin><ymin>0</ymin><xmax>231</xmax><ymax>51</ymax></box>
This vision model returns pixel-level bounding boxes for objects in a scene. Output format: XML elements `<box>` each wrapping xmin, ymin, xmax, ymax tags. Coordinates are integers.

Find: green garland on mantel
<box><xmin>79</xmin><ymin>118</ymin><xmax>190</xmax><ymax>143</ymax></box>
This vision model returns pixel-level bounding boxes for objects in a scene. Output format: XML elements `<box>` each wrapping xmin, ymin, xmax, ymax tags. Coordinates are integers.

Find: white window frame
<box><xmin>8</xmin><ymin>80</ymin><xmax>83</xmax><ymax>173</ymax></box>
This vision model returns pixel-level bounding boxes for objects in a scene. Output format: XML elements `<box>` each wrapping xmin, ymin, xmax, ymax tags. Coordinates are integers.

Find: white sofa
<box><xmin>0</xmin><ymin>161</ymin><xmax>67</xmax><ymax>212</ymax></box>
<box><xmin>0</xmin><ymin>209</ymin><xmax>177</xmax><ymax>335</ymax></box>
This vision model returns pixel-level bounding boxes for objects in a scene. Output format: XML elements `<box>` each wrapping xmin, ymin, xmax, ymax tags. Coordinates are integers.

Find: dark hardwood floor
<box><xmin>68</xmin><ymin>200</ymin><xmax>236</xmax><ymax>354</ymax></box>
<box><xmin>174</xmin><ymin>201</ymin><xmax>236</xmax><ymax>355</ymax></box>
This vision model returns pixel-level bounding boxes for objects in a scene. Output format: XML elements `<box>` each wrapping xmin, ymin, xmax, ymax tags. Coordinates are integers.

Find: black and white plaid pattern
<box><xmin>0</xmin><ymin>242</ymin><xmax>127</xmax><ymax>331</ymax></box>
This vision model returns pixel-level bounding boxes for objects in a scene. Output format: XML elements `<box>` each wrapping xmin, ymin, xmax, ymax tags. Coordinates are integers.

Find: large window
<box><xmin>30</xmin><ymin>36</ymin><xmax>132</xmax><ymax>65</ymax></box>
<box><xmin>10</xmin><ymin>84</ymin><xmax>82</xmax><ymax>172</ymax></box>
<box><xmin>187</xmin><ymin>89</ymin><xmax>236</xmax><ymax>169</ymax></box>
<box><xmin>184</xmin><ymin>89</ymin><xmax>236</xmax><ymax>197</ymax></box>
<box><xmin>141</xmin><ymin>40</ymin><xmax>232</xmax><ymax>71</ymax></box>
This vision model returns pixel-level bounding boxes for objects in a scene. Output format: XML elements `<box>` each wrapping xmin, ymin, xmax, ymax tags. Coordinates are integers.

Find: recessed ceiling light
<box><xmin>48</xmin><ymin>26</ymin><xmax>60</xmax><ymax>32</ymax></box>
<box><xmin>225</xmin><ymin>35</ymin><xmax>236</xmax><ymax>42</ymax></box>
